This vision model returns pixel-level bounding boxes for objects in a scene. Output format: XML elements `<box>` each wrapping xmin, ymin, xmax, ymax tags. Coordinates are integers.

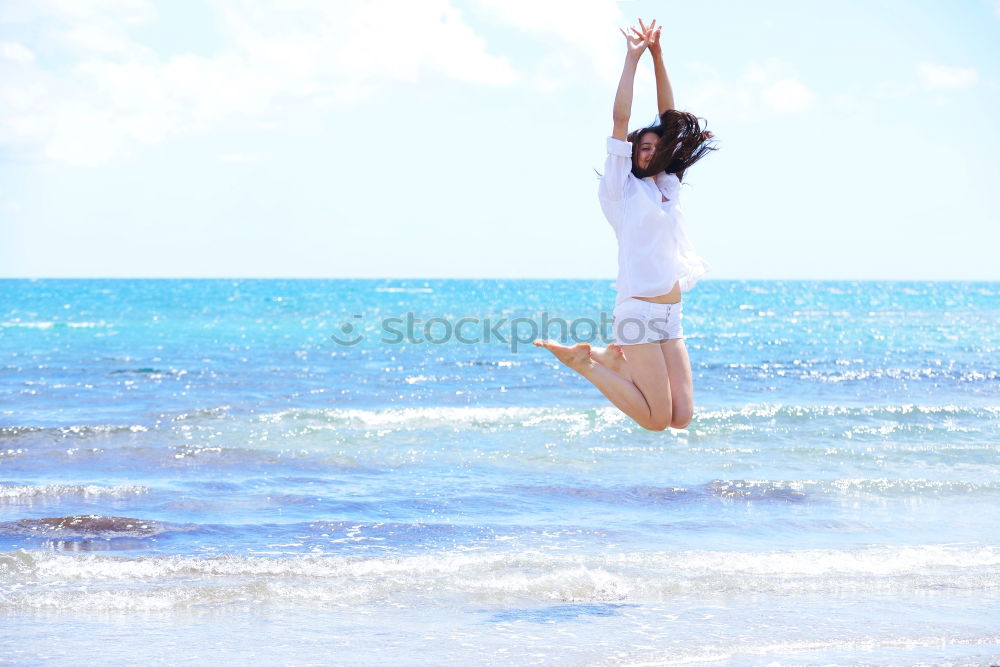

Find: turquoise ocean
<box><xmin>1</xmin><ymin>278</ymin><xmax>998</xmax><ymax>665</ymax></box>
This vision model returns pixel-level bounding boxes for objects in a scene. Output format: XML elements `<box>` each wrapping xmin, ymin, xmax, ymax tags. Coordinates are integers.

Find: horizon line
<box><xmin>1</xmin><ymin>276</ymin><xmax>997</xmax><ymax>283</ymax></box>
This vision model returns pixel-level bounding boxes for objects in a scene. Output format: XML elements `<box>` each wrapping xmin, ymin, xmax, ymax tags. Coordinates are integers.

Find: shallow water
<box><xmin>1</xmin><ymin>279</ymin><xmax>998</xmax><ymax>665</ymax></box>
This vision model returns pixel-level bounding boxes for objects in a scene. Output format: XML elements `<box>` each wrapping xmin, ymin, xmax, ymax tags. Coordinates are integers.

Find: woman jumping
<box><xmin>534</xmin><ymin>19</ymin><xmax>716</xmax><ymax>431</ymax></box>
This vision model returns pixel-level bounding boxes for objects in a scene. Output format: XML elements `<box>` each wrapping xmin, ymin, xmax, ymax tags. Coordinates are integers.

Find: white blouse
<box><xmin>598</xmin><ymin>136</ymin><xmax>710</xmax><ymax>307</ymax></box>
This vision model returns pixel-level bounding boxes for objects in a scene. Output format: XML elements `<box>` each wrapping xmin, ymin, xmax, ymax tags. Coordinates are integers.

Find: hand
<box><xmin>640</xmin><ymin>18</ymin><xmax>662</xmax><ymax>57</ymax></box>
<box><xmin>619</xmin><ymin>22</ymin><xmax>650</xmax><ymax>59</ymax></box>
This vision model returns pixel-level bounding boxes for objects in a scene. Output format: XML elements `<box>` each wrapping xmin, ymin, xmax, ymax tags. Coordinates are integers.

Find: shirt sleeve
<box><xmin>598</xmin><ymin>137</ymin><xmax>632</xmax><ymax>202</ymax></box>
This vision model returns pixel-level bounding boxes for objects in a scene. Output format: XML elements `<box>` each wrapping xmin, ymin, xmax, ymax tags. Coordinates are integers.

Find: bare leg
<box><xmin>533</xmin><ymin>339</ymin><xmax>673</xmax><ymax>431</ymax></box>
<box><xmin>659</xmin><ymin>338</ymin><xmax>694</xmax><ymax>428</ymax></box>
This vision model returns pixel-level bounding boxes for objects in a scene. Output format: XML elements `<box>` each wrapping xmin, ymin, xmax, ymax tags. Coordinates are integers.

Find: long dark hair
<box><xmin>626</xmin><ymin>110</ymin><xmax>717</xmax><ymax>179</ymax></box>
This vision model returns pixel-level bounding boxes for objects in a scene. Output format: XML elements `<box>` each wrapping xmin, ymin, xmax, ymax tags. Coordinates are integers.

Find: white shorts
<box><xmin>612</xmin><ymin>298</ymin><xmax>684</xmax><ymax>345</ymax></box>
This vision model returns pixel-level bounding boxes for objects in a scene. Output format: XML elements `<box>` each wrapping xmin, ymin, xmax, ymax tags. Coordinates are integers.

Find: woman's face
<box><xmin>637</xmin><ymin>131</ymin><xmax>659</xmax><ymax>171</ymax></box>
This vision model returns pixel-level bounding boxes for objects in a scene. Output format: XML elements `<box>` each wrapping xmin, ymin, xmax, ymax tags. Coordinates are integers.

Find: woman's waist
<box><xmin>631</xmin><ymin>282</ymin><xmax>681</xmax><ymax>304</ymax></box>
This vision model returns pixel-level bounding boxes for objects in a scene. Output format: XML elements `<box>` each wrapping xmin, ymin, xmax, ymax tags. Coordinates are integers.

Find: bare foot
<box><xmin>590</xmin><ymin>344</ymin><xmax>632</xmax><ymax>381</ymax></box>
<box><xmin>532</xmin><ymin>339</ymin><xmax>593</xmax><ymax>372</ymax></box>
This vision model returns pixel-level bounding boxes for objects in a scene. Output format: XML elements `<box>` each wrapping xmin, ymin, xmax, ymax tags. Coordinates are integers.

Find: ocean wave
<box><xmin>697</xmin><ymin>403</ymin><xmax>1000</xmax><ymax>420</ymax></box>
<box><xmin>256</xmin><ymin>405</ymin><xmax>569</xmax><ymax>428</ymax></box>
<box><xmin>109</xmin><ymin>368</ymin><xmax>185</xmax><ymax>376</ymax></box>
<box><xmin>511</xmin><ymin>477</ymin><xmax>1000</xmax><ymax>505</ymax></box>
<box><xmin>0</xmin><ymin>321</ymin><xmax>112</xmax><ymax>329</ymax></box>
<box><xmin>707</xmin><ymin>477</ymin><xmax>1000</xmax><ymax>498</ymax></box>
<box><xmin>0</xmin><ymin>515</ymin><xmax>170</xmax><ymax>539</ymax></box>
<box><xmin>0</xmin><ymin>423</ymin><xmax>148</xmax><ymax>441</ymax></box>
<box><xmin>1</xmin><ymin>544</ymin><xmax>998</xmax><ymax>610</ymax></box>
<box><xmin>4</xmin><ymin>403</ymin><xmax>997</xmax><ymax>443</ymax></box>
<box><xmin>514</xmin><ymin>481</ymin><xmax>808</xmax><ymax>505</ymax></box>
<box><xmin>0</xmin><ymin>441</ymin><xmax>365</xmax><ymax>473</ymax></box>
<box><xmin>0</xmin><ymin>484</ymin><xmax>148</xmax><ymax>502</ymax></box>
<box><xmin>2</xmin><ymin>403</ymin><xmax>996</xmax><ymax>476</ymax></box>
<box><xmin>701</xmin><ymin>362</ymin><xmax>999</xmax><ymax>384</ymax></box>
<box><xmin>249</xmin><ymin>403</ymin><xmax>1000</xmax><ymax>433</ymax></box>
<box><xmin>723</xmin><ymin>477</ymin><xmax>1000</xmax><ymax>498</ymax></box>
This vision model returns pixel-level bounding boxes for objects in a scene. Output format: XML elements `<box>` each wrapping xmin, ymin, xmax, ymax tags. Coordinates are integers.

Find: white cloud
<box><xmin>685</xmin><ymin>59</ymin><xmax>815</xmax><ymax>121</ymax></box>
<box><xmin>474</xmin><ymin>0</ymin><xmax>624</xmax><ymax>86</ymax></box>
<box><xmin>830</xmin><ymin>92</ymin><xmax>862</xmax><ymax>112</ymax></box>
<box><xmin>218</xmin><ymin>152</ymin><xmax>261</xmax><ymax>163</ymax></box>
<box><xmin>761</xmin><ymin>79</ymin><xmax>815</xmax><ymax>113</ymax></box>
<box><xmin>43</xmin><ymin>102</ymin><xmax>124</xmax><ymax>165</ymax></box>
<box><xmin>869</xmin><ymin>80</ymin><xmax>914</xmax><ymax>101</ymax></box>
<box><xmin>0</xmin><ymin>0</ymin><xmax>517</xmax><ymax>165</ymax></box>
<box><xmin>918</xmin><ymin>62</ymin><xmax>979</xmax><ymax>89</ymax></box>
<box><xmin>342</xmin><ymin>0</ymin><xmax>517</xmax><ymax>86</ymax></box>
<box><xmin>30</xmin><ymin>0</ymin><xmax>154</xmax><ymax>22</ymax></box>
<box><xmin>1</xmin><ymin>41</ymin><xmax>35</xmax><ymax>63</ymax></box>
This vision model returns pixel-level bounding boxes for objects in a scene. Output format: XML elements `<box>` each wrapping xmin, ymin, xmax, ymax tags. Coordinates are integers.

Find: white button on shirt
<box><xmin>598</xmin><ymin>136</ymin><xmax>710</xmax><ymax>308</ymax></box>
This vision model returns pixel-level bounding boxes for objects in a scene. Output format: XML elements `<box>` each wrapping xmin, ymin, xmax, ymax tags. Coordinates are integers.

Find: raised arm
<box><xmin>643</xmin><ymin>19</ymin><xmax>674</xmax><ymax>113</ymax></box>
<box><xmin>612</xmin><ymin>25</ymin><xmax>649</xmax><ymax>140</ymax></box>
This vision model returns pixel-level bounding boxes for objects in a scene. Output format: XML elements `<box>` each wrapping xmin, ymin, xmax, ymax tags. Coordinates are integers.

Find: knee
<box><xmin>642</xmin><ymin>413</ymin><xmax>672</xmax><ymax>432</ymax></box>
<box><xmin>671</xmin><ymin>409</ymin><xmax>693</xmax><ymax>430</ymax></box>
<box><xmin>670</xmin><ymin>415</ymin><xmax>692</xmax><ymax>429</ymax></box>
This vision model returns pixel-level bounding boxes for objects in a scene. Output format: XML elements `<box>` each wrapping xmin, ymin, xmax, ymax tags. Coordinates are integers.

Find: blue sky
<box><xmin>1</xmin><ymin>0</ymin><xmax>998</xmax><ymax>280</ymax></box>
